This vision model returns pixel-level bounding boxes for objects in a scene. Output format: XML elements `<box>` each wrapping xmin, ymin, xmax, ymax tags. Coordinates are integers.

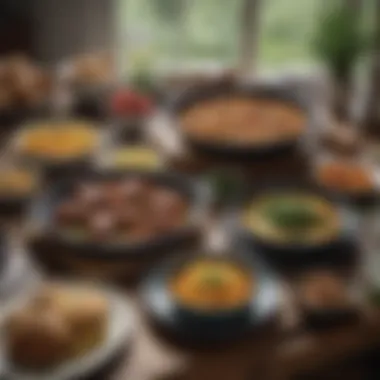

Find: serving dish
<box><xmin>0</xmin><ymin>55</ymin><xmax>52</xmax><ymax>129</ymax></box>
<box><xmin>312</xmin><ymin>156</ymin><xmax>380</xmax><ymax>206</ymax></box>
<box><xmin>13</xmin><ymin>119</ymin><xmax>102</xmax><ymax>180</ymax></box>
<box><xmin>295</xmin><ymin>271</ymin><xmax>360</xmax><ymax>329</ymax></box>
<box><xmin>98</xmin><ymin>145</ymin><xmax>163</xmax><ymax>171</ymax></box>
<box><xmin>236</xmin><ymin>184</ymin><xmax>358</xmax><ymax>268</ymax></box>
<box><xmin>0</xmin><ymin>166</ymin><xmax>40</xmax><ymax>215</ymax></box>
<box><xmin>1</xmin><ymin>282</ymin><xmax>134</xmax><ymax>380</ymax></box>
<box><xmin>141</xmin><ymin>252</ymin><xmax>280</xmax><ymax>343</ymax></box>
<box><xmin>28</xmin><ymin>169</ymin><xmax>208</xmax><ymax>262</ymax></box>
<box><xmin>168</xmin><ymin>82</ymin><xmax>310</xmax><ymax>160</ymax></box>
<box><xmin>109</xmin><ymin>87</ymin><xmax>154</xmax><ymax>142</ymax></box>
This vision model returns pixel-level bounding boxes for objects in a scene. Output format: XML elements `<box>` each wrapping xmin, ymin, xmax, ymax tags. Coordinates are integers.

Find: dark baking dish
<box><xmin>28</xmin><ymin>169</ymin><xmax>208</xmax><ymax>260</ymax></box>
<box><xmin>168</xmin><ymin>82</ymin><xmax>311</xmax><ymax>160</ymax></box>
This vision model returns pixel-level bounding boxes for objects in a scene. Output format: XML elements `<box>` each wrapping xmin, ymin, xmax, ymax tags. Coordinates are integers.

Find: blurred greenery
<box><xmin>121</xmin><ymin>0</ymin><xmax>370</xmax><ymax>72</ymax></box>
<box><xmin>312</xmin><ymin>1</ymin><xmax>368</xmax><ymax>79</ymax></box>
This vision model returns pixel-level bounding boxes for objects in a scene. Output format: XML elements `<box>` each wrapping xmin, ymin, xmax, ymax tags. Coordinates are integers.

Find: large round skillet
<box><xmin>27</xmin><ymin>169</ymin><xmax>209</xmax><ymax>260</ymax></box>
<box><xmin>168</xmin><ymin>82</ymin><xmax>310</xmax><ymax>160</ymax></box>
<box><xmin>140</xmin><ymin>252</ymin><xmax>280</xmax><ymax>343</ymax></box>
<box><xmin>234</xmin><ymin>182</ymin><xmax>359</xmax><ymax>268</ymax></box>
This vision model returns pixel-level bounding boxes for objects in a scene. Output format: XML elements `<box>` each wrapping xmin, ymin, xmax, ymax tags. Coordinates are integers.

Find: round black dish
<box><xmin>28</xmin><ymin>169</ymin><xmax>207</xmax><ymax>261</ymax></box>
<box><xmin>168</xmin><ymin>82</ymin><xmax>310</xmax><ymax>160</ymax></box>
<box><xmin>235</xmin><ymin>183</ymin><xmax>359</xmax><ymax>269</ymax></box>
<box><xmin>140</xmin><ymin>253</ymin><xmax>280</xmax><ymax>343</ymax></box>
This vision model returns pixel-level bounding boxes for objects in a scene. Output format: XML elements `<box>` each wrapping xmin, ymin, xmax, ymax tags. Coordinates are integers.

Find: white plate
<box><xmin>2</xmin><ymin>285</ymin><xmax>135</xmax><ymax>380</ymax></box>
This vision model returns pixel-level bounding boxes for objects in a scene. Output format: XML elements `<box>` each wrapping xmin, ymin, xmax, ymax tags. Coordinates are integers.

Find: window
<box><xmin>258</xmin><ymin>0</ymin><xmax>320</xmax><ymax>72</ymax></box>
<box><xmin>118</xmin><ymin>0</ymin><xmax>336</xmax><ymax>76</ymax></box>
<box><xmin>119</xmin><ymin>0</ymin><xmax>244</xmax><ymax>74</ymax></box>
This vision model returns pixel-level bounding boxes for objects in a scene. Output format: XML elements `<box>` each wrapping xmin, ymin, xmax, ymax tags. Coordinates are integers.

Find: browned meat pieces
<box><xmin>54</xmin><ymin>177</ymin><xmax>188</xmax><ymax>243</ymax></box>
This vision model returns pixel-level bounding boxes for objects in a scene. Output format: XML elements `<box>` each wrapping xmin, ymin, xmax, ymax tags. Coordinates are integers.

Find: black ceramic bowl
<box><xmin>141</xmin><ymin>252</ymin><xmax>280</xmax><ymax>343</ymax></box>
<box><xmin>235</xmin><ymin>183</ymin><xmax>359</xmax><ymax>268</ymax></box>
<box><xmin>168</xmin><ymin>82</ymin><xmax>310</xmax><ymax>160</ymax></box>
<box><xmin>28</xmin><ymin>169</ymin><xmax>208</xmax><ymax>261</ymax></box>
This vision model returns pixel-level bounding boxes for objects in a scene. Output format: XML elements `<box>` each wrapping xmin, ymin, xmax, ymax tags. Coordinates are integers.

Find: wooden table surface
<box><xmin>3</xmin><ymin>113</ymin><xmax>380</xmax><ymax>380</ymax></box>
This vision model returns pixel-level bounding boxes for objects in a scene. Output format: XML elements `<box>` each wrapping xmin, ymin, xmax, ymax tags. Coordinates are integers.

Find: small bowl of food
<box><xmin>170</xmin><ymin>83</ymin><xmax>308</xmax><ymax>160</ymax></box>
<box><xmin>296</xmin><ymin>271</ymin><xmax>360</xmax><ymax>328</ymax></box>
<box><xmin>239</xmin><ymin>188</ymin><xmax>358</xmax><ymax>266</ymax></box>
<box><xmin>14</xmin><ymin>119</ymin><xmax>101</xmax><ymax>180</ymax></box>
<box><xmin>99</xmin><ymin>145</ymin><xmax>163</xmax><ymax>171</ymax></box>
<box><xmin>141</xmin><ymin>253</ymin><xmax>280</xmax><ymax>342</ymax></box>
<box><xmin>0</xmin><ymin>55</ymin><xmax>52</xmax><ymax>129</ymax></box>
<box><xmin>314</xmin><ymin>158</ymin><xmax>378</xmax><ymax>204</ymax></box>
<box><xmin>64</xmin><ymin>52</ymin><xmax>114</xmax><ymax>121</ymax></box>
<box><xmin>109</xmin><ymin>88</ymin><xmax>154</xmax><ymax>142</ymax></box>
<box><xmin>169</xmin><ymin>257</ymin><xmax>254</xmax><ymax>327</ymax></box>
<box><xmin>3</xmin><ymin>282</ymin><xmax>134</xmax><ymax>380</ymax></box>
<box><xmin>0</xmin><ymin>166</ymin><xmax>39</xmax><ymax>214</ymax></box>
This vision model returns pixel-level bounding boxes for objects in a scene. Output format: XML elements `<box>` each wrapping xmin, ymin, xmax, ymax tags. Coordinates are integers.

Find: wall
<box><xmin>32</xmin><ymin>0</ymin><xmax>117</xmax><ymax>63</ymax></box>
<box><xmin>0</xmin><ymin>0</ymin><xmax>33</xmax><ymax>55</ymax></box>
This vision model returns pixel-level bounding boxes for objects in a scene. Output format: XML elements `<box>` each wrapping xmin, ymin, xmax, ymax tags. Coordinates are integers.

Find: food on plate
<box><xmin>110</xmin><ymin>88</ymin><xmax>153</xmax><ymax>117</ymax></box>
<box><xmin>6</xmin><ymin>284</ymin><xmax>108</xmax><ymax>370</ymax></box>
<box><xmin>242</xmin><ymin>193</ymin><xmax>340</xmax><ymax>245</ymax></box>
<box><xmin>18</xmin><ymin>121</ymin><xmax>98</xmax><ymax>160</ymax></box>
<box><xmin>316</xmin><ymin>161</ymin><xmax>374</xmax><ymax>194</ymax></box>
<box><xmin>55</xmin><ymin>177</ymin><xmax>189</xmax><ymax>242</ymax></box>
<box><xmin>108</xmin><ymin>146</ymin><xmax>161</xmax><ymax>170</ymax></box>
<box><xmin>0</xmin><ymin>55</ymin><xmax>51</xmax><ymax>110</ymax></box>
<box><xmin>0</xmin><ymin>168</ymin><xmax>37</xmax><ymax>196</ymax></box>
<box><xmin>299</xmin><ymin>271</ymin><xmax>352</xmax><ymax>309</ymax></box>
<box><xmin>170</xmin><ymin>259</ymin><xmax>252</xmax><ymax>311</ymax></box>
<box><xmin>180</xmin><ymin>96</ymin><xmax>305</xmax><ymax>145</ymax></box>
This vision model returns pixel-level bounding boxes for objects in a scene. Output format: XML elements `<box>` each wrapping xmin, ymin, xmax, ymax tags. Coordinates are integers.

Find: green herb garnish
<box><xmin>264</xmin><ymin>199</ymin><xmax>322</xmax><ymax>230</ymax></box>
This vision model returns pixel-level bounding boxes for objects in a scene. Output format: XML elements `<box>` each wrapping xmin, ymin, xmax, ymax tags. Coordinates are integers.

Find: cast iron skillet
<box><xmin>140</xmin><ymin>251</ymin><xmax>280</xmax><ymax>343</ymax></box>
<box><xmin>168</xmin><ymin>82</ymin><xmax>311</xmax><ymax>160</ymax></box>
<box><xmin>28</xmin><ymin>169</ymin><xmax>208</xmax><ymax>260</ymax></box>
<box><xmin>234</xmin><ymin>181</ymin><xmax>359</xmax><ymax>268</ymax></box>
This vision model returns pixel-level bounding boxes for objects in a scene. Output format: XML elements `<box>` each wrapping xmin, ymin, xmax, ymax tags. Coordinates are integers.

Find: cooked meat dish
<box><xmin>55</xmin><ymin>178</ymin><xmax>189</xmax><ymax>242</ymax></box>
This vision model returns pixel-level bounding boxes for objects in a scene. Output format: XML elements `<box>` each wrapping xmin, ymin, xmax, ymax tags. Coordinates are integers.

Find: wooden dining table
<box><xmin>3</xmin><ymin>108</ymin><xmax>380</xmax><ymax>380</ymax></box>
